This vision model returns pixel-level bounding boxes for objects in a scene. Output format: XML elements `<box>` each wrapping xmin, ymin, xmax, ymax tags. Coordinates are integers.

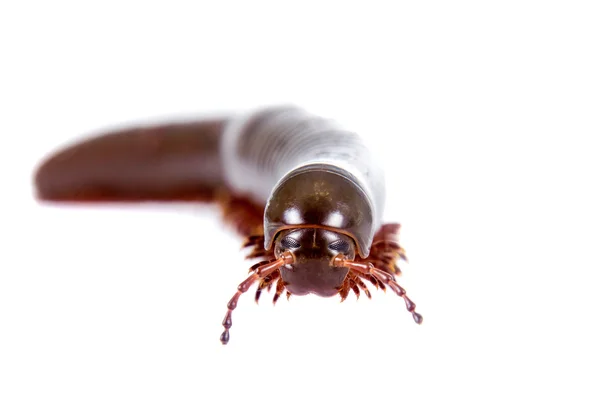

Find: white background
<box><xmin>1</xmin><ymin>1</ymin><xmax>599</xmax><ymax>399</ymax></box>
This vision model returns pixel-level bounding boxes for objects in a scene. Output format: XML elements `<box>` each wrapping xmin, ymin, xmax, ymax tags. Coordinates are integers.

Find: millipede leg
<box><xmin>367</xmin><ymin>223</ymin><xmax>409</xmax><ymax>276</ymax></box>
<box><xmin>242</xmin><ymin>235</ymin><xmax>264</xmax><ymax>249</ymax></box>
<box><xmin>254</xmin><ymin>271</ymin><xmax>278</xmax><ymax>304</ymax></box>
<box><xmin>348</xmin><ymin>276</ymin><xmax>360</xmax><ymax>300</ymax></box>
<box><xmin>272</xmin><ymin>278</ymin><xmax>285</xmax><ymax>304</ymax></box>
<box><xmin>217</xmin><ymin>192</ymin><xmax>264</xmax><ymax>237</ymax></box>
<box><xmin>354</xmin><ymin>277</ymin><xmax>372</xmax><ymax>299</ymax></box>
<box><xmin>338</xmin><ymin>280</ymin><xmax>351</xmax><ymax>302</ymax></box>
<box><xmin>242</xmin><ymin>234</ymin><xmax>271</xmax><ymax>261</ymax></box>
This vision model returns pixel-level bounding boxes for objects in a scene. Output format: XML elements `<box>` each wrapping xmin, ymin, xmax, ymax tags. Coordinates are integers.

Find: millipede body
<box><xmin>34</xmin><ymin>106</ymin><xmax>422</xmax><ymax>344</ymax></box>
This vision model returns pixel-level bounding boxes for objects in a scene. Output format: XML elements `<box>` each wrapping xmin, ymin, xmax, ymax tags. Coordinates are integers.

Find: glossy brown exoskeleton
<box><xmin>33</xmin><ymin>106</ymin><xmax>423</xmax><ymax>345</ymax></box>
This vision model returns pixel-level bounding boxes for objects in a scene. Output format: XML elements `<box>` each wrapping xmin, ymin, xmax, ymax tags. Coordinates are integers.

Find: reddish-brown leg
<box><xmin>352</xmin><ymin>274</ymin><xmax>372</xmax><ymax>299</ymax></box>
<box><xmin>243</xmin><ymin>236</ymin><xmax>273</xmax><ymax>265</ymax></box>
<box><xmin>348</xmin><ymin>276</ymin><xmax>361</xmax><ymax>300</ymax></box>
<box><xmin>245</xmin><ymin>235</ymin><xmax>279</xmax><ymax>304</ymax></box>
<box><xmin>272</xmin><ymin>278</ymin><xmax>286</xmax><ymax>304</ymax></box>
<box><xmin>254</xmin><ymin>271</ymin><xmax>279</xmax><ymax>303</ymax></box>
<box><xmin>339</xmin><ymin>272</ymin><xmax>381</xmax><ymax>302</ymax></box>
<box><xmin>364</xmin><ymin>223</ymin><xmax>408</xmax><ymax>277</ymax></box>
<box><xmin>338</xmin><ymin>280</ymin><xmax>351</xmax><ymax>302</ymax></box>
<box><xmin>220</xmin><ymin>252</ymin><xmax>293</xmax><ymax>345</ymax></box>
<box><xmin>368</xmin><ymin>274</ymin><xmax>387</xmax><ymax>292</ymax></box>
<box><xmin>242</xmin><ymin>235</ymin><xmax>264</xmax><ymax>248</ymax></box>
<box><xmin>217</xmin><ymin>192</ymin><xmax>265</xmax><ymax>237</ymax></box>
<box><xmin>338</xmin><ymin>271</ymin><xmax>376</xmax><ymax>301</ymax></box>
<box><xmin>242</xmin><ymin>235</ymin><xmax>266</xmax><ymax>255</ymax></box>
<box><xmin>334</xmin><ymin>256</ymin><xmax>423</xmax><ymax>324</ymax></box>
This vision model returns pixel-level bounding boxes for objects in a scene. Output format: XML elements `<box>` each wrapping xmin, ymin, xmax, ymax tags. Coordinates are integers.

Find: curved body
<box><xmin>34</xmin><ymin>105</ymin><xmax>421</xmax><ymax>344</ymax></box>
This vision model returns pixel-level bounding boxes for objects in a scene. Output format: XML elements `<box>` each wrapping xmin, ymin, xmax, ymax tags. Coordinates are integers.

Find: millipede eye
<box><xmin>280</xmin><ymin>236</ymin><xmax>301</xmax><ymax>249</ymax></box>
<box><xmin>329</xmin><ymin>240</ymin><xmax>350</xmax><ymax>253</ymax></box>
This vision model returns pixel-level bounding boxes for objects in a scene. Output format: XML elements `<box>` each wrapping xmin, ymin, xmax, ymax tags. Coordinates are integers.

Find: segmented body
<box><xmin>34</xmin><ymin>105</ymin><xmax>421</xmax><ymax>344</ymax></box>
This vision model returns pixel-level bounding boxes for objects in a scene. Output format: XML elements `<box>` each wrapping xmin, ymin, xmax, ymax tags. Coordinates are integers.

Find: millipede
<box><xmin>34</xmin><ymin>105</ymin><xmax>423</xmax><ymax>344</ymax></box>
